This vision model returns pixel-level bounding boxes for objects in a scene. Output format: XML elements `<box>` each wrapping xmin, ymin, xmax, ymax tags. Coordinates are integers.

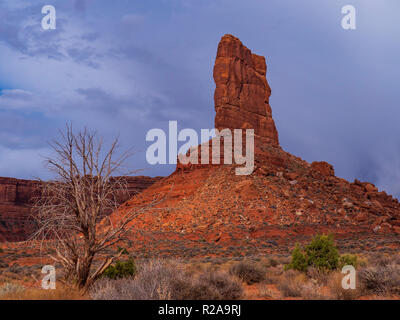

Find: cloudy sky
<box><xmin>0</xmin><ymin>0</ymin><xmax>400</xmax><ymax>197</ymax></box>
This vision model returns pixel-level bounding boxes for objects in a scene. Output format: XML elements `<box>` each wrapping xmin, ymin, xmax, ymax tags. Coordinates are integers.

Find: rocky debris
<box><xmin>0</xmin><ymin>176</ymin><xmax>161</xmax><ymax>242</ymax></box>
<box><xmin>108</xmin><ymin>35</ymin><xmax>400</xmax><ymax>258</ymax></box>
<box><xmin>311</xmin><ymin>161</ymin><xmax>335</xmax><ymax>177</ymax></box>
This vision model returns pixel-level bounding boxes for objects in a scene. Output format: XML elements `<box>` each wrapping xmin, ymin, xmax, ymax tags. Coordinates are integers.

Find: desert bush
<box><xmin>229</xmin><ymin>260</ymin><xmax>265</xmax><ymax>284</ymax></box>
<box><xmin>277</xmin><ymin>270</ymin><xmax>305</xmax><ymax>297</ymax></box>
<box><xmin>328</xmin><ymin>272</ymin><xmax>362</xmax><ymax>300</ymax></box>
<box><xmin>0</xmin><ymin>283</ymin><xmax>24</xmax><ymax>297</ymax></box>
<box><xmin>91</xmin><ymin>260</ymin><xmax>243</xmax><ymax>300</ymax></box>
<box><xmin>306</xmin><ymin>267</ymin><xmax>330</xmax><ymax>285</ymax></box>
<box><xmin>102</xmin><ymin>258</ymin><xmax>136</xmax><ymax>280</ymax></box>
<box><xmin>298</xmin><ymin>282</ymin><xmax>330</xmax><ymax>300</ymax></box>
<box><xmin>368</xmin><ymin>252</ymin><xmax>392</xmax><ymax>267</ymax></box>
<box><xmin>278</xmin><ymin>277</ymin><xmax>303</xmax><ymax>297</ymax></box>
<box><xmin>196</xmin><ymin>271</ymin><xmax>243</xmax><ymax>299</ymax></box>
<box><xmin>305</xmin><ymin>234</ymin><xmax>339</xmax><ymax>271</ymax></box>
<box><xmin>286</xmin><ymin>235</ymin><xmax>341</xmax><ymax>272</ymax></box>
<box><xmin>285</xmin><ymin>244</ymin><xmax>308</xmax><ymax>272</ymax></box>
<box><xmin>92</xmin><ymin>260</ymin><xmax>180</xmax><ymax>299</ymax></box>
<box><xmin>258</xmin><ymin>283</ymin><xmax>274</xmax><ymax>298</ymax></box>
<box><xmin>277</xmin><ymin>269</ymin><xmax>332</xmax><ymax>299</ymax></box>
<box><xmin>359</xmin><ymin>264</ymin><xmax>400</xmax><ymax>295</ymax></box>
<box><xmin>263</xmin><ymin>269</ymin><xmax>281</xmax><ymax>285</ymax></box>
<box><xmin>172</xmin><ymin>271</ymin><xmax>243</xmax><ymax>300</ymax></box>
<box><xmin>269</xmin><ymin>259</ymin><xmax>278</xmax><ymax>267</ymax></box>
<box><xmin>339</xmin><ymin>254</ymin><xmax>358</xmax><ymax>269</ymax></box>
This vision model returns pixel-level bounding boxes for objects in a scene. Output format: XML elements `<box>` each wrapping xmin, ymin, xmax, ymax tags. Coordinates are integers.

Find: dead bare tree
<box><xmin>32</xmin><ymin>124</ymin><xmax>159</xmax><ymax>291</ymax></box>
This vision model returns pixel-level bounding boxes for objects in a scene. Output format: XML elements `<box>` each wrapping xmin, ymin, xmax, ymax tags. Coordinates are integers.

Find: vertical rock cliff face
<box><xmin>0</xmin><ymin>178</ymin><xmax>40</xmax><ymax>242</ymax></box>
<box><xmin>0</xmin><ymin>176</ymin><xmax>162</xmax><ymax>242</ymax></box>
<box><xmin>213</xmin><ymin>34</ymin><xmax>279</xmax><ymax>146</ymax></box>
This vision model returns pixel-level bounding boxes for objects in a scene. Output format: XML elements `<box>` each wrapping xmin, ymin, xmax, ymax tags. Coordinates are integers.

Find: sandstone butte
<box><xmin>0</xmin><ymin>176</ymin><xmax>161</xmax><ymax>242</ymax></box>
<box><xmin>107</xmin><ymin>35</ymin><xmax>400</xmax><ymax>258</ymax></box>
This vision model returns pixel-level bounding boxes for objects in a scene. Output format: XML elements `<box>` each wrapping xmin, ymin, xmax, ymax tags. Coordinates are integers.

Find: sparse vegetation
<box><xmin>91</xmin><ymin>259</ymin><xmax>243</xmax><ymax>300</ymax></box>
<box><xmin>339</xmin><ymin>254</ymin><xmax>358</xmax><ymax>268</ymax></box>
<box><xmin>304</xmin><ymin>234</ymin><xmax>340</xmax><ymax>271</ymax></box>
<box><xmin>359</xmin><ymin>264</ymin><xmax>400</xmax><ymax>296</ymax></box>
<box><xmin>102</xmin><ymin>258</ymin><xmax>137</xmax><ymax>280</ymax></box>
<box><xmin>285</xmin><ymin>244</ymin><xmax>308</xmax><ymax>272</ymax></box>
<box><xmin>32</xmin><ymin>125</ymin><xmax>159</xmax><ymax>291</ymax></box>
<box><xmin>1</xmin><ymin>248</ymin><xmax>399</xmax><ymax>300</ymax></box>
<box><xmin>277</xmin><ymin>270</ymin><xmax>306</xmax><ymax>297</ymax></box>
<box><xmin>0</xmin><ymin>283</ymin><xmax>24</xmax><ymax>297</ymax></box>
<box><xmin>0</xmin><ymin>286</ymin><xmax>87</xmax><ymax>300</ymax></box>
<box><xmin>285</xmin><ymin>235</ymin><xmax>362</xmax><ymax>273</ymax></box>
<box><xmin>327</xmin><ymin>272</ymin><xmax>362</xmax><ymax>300</ymax></box>
<box><xmin>229</xmin><ymin>260</ymin><xmax>265</xmax><ymax>284</ymax></box>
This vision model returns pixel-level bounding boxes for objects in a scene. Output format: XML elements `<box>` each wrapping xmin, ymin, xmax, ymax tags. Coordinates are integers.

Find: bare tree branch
<box><xmin>31</xmin><ymin>124</ymin><xmax>159</xmax><ymax>291</ymax></box>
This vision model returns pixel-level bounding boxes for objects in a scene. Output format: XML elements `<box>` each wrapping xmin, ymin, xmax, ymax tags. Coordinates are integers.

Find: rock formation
<box><xmin>107</xmin><ymin>35</ymin><xmax>400</xmax><ymax>259</ymax></box>
<box><xmin>0</xmin><ymin>178</ymin><xmax>40</xmax><ymax>242</ymax></box>
<box><xmin>0</xmin><ymin>176</ymin><xmax>161</xmax><ymax>242</ymax></box>
<box><xmin>214</xmin><ymin>34</ymin><xmax>279</xmax><ymax>145</ymax></box>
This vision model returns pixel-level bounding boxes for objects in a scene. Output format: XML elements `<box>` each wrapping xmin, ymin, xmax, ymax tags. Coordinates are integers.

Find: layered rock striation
<box><xmin>0</xmin><ymin>176</ymin><xmax>161</xmax><ymax>242</ymax></box>
<box><xmin>214</xmin><ymin>34</ymin><xmax>279</xmax><ymax>145</ymax></box>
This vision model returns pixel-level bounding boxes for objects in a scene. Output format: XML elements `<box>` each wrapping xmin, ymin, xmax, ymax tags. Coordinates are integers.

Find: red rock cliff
<box><xmin>0</xmin><ymin>176</ymin><xmax>162</xmax><ymax>242</ymax></box>
<box><xmin>214</xmin><ymin>34</ymin><xmax>279</xmax><ymax>145</ymax></box>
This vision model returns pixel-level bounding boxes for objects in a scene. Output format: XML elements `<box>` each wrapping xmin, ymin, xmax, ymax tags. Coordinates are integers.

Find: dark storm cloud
<box><xmin>0</xmin><ymin>0</ymin><xmax>399</xmax><ymax>198</ymax></box>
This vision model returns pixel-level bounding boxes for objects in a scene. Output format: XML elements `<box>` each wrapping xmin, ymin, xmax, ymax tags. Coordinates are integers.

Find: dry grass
<box><xmin>91</xmin><ymin>259</ymin><xmax>243</xmax><ymax>300</ymax></box>
<box><xmin>257</xmin><ymin>282</ymin><xmax>276</xmax><ymax>299</ymax></box>
<box><xmin>0</xmin><ymin>285</ymin><xmax>87</xmax><ymax>300</ymax></box>
<box><xmin>277</xmin><ymin>270</ymin><xmax>306</xmax><ymax>298</ymax></box>
<box><xmin>229</xmin><ymin>260</ymin><xmax>266</xmax><ymax>284</ymax></box>
<box><xmin>358</xmin><ymin>264</ymin><xmax>400</xmax><ymax>296</ymax></box>
<box><xmin>2</xmin><ymin>252</ymin><xmax>400</xmax><ymax>300</ymax></box>
<box><xmin>306</xmin><ymin>267</ymin><xmax>330</xmax><ymax>285</ymax></box>
<box><xmin>327</xmin><ymin>272</ymin><xmax>362</xmax><ymax>300</ymax></box>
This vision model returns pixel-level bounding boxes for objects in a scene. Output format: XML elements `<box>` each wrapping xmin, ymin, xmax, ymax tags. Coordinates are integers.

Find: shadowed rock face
<box><xmin>0</xmin><ymin>178</ymin><xmax>40</xmax><ymax>242</ymax></box>
<box><xmin>0</xmin><ymin>176</ymin><xmax>162</xmax><ymax>242</ymax></box>
<box><xmin>214</xmin><ymin>34</ymin><xmax>279</xmax><ymax>146</ymax></box>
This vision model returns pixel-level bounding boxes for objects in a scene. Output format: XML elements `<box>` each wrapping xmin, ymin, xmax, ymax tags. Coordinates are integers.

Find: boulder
<box><xmin>311</xmin><ymin>161</ymin><xmax>335</xmax><ymax>176</ymax></box>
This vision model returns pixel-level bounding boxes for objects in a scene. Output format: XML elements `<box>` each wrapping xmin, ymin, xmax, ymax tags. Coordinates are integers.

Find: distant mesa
<box><xmin>0</xmin><ymin>176</ymin><xmax>161</xmax><ymax>242</ymax></box>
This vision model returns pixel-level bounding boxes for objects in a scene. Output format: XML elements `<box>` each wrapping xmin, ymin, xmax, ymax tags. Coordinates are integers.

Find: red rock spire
<box><xmin>213</xmin><ymin>34</ymin><xmax>279</xmax><ymax>146</ymax></box>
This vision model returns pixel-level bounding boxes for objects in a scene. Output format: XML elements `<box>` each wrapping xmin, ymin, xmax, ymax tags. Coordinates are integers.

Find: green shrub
<box><xmin>285</xmin><ymin>244</ymin><xmax>308</xmax><ymax>272</ymax></box>
<box><xmin>339</xmin><ymin>254</ymin><xmax>358</xmax><ymax>269</ymax></box>
<box><xmin>286</xmin><ymin>234</ymin><xmax>340</xmax><ymax>272</ymax></box>
<box><xmin>103</xmin><ymin>258</ymin><xmax>137</xmax><ymax>280</ymax></box>
<box><xmin>117</xmin><ymin>247</ymin><xmax>129</xmax><ymax>255</ymax></box>
<box><xmin>305</xmin><ymin>234</ymin><xmax>339</xmax><ymax>271</ymax></box>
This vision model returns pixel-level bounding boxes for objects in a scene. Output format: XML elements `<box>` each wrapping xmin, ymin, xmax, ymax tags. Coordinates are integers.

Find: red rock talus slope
<box><xmin>0</xmin><ymin>176</ymin><xmax>161</xmax><ymax>242</ymax></box>
<box><xmin>111</xmin><ymin>35</ymin><xmax>400</xmax><ymax>259</ymax></box>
